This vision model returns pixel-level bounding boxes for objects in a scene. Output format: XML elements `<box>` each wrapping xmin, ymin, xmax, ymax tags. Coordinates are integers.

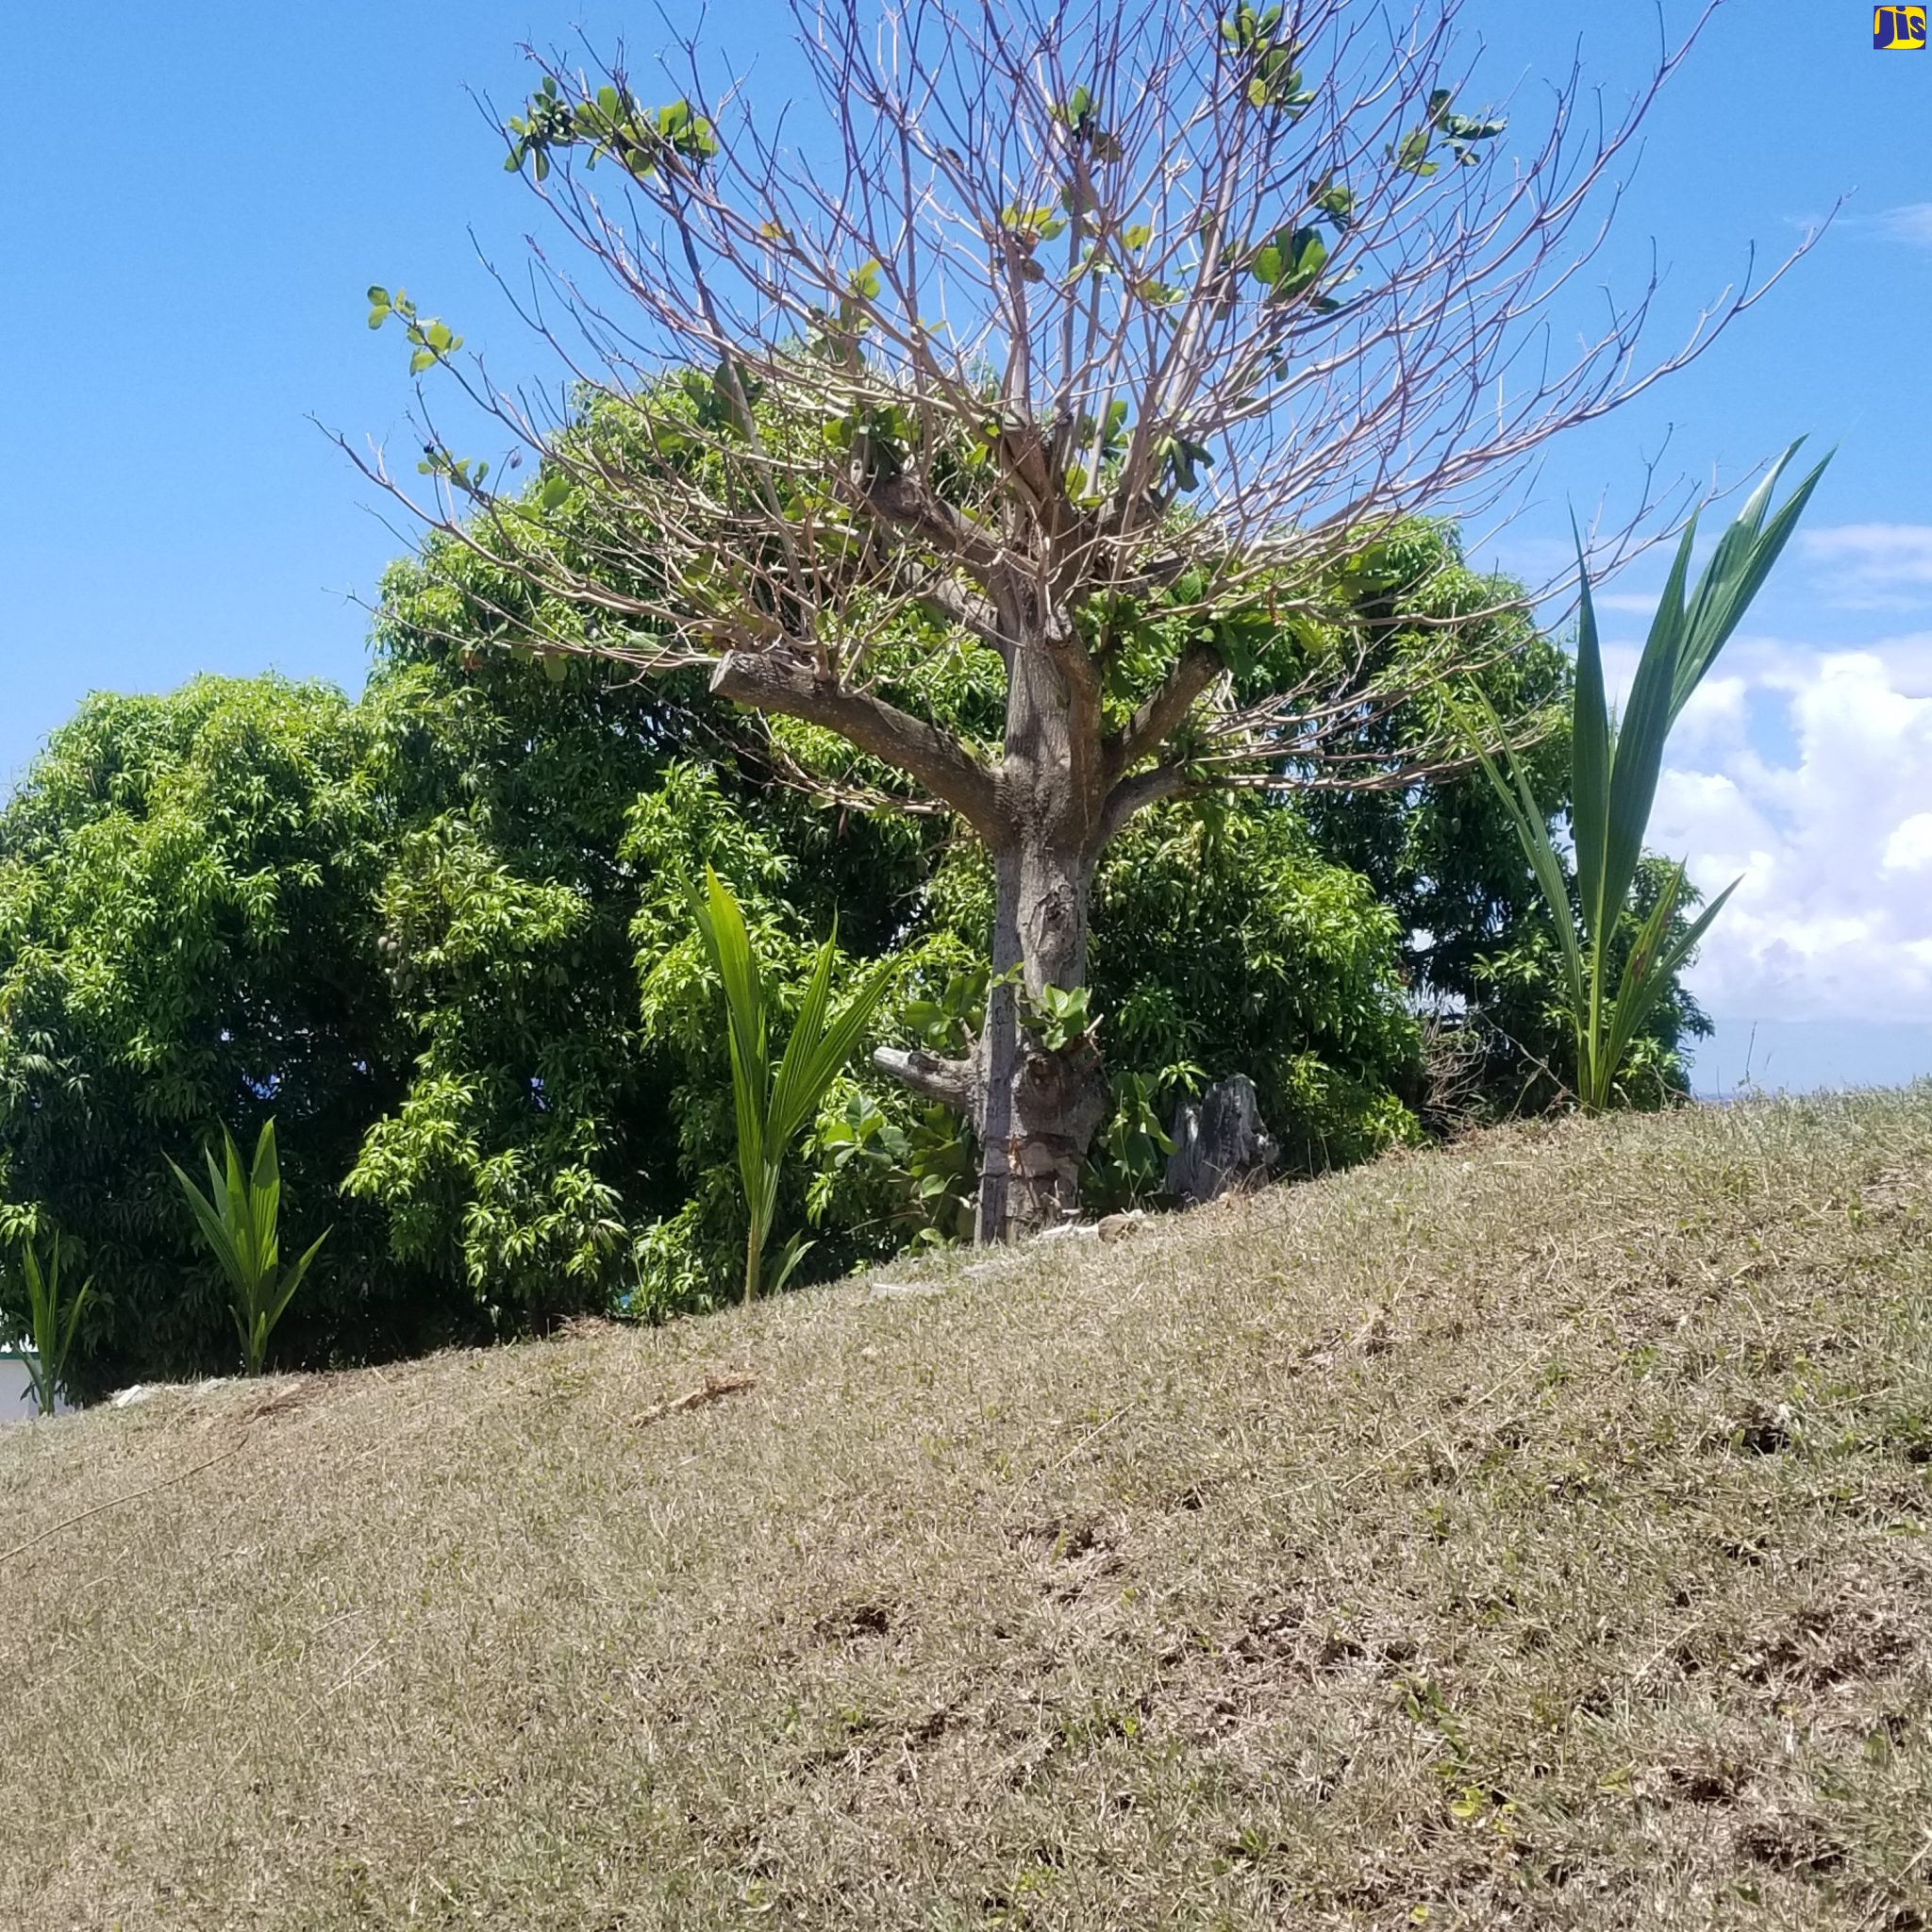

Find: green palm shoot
<box><xmin>1465</xmin><ymin>441</ymin><xmax>1828</xmax><ymax>1111</ymax></box>
<box><xmin>689</xmin><ymin>867</ymin><xmax>899</xmax><ymax>1304</ymax></box>
<box><xmin>16</xmin><ymin>1229</ymin><xmax>92</xmax><ymax>1416</ymax></box>
<box><xmin>168</xmin><ymin>1121</ymin><xmax>329</xmax><ymax>1374</ymax></box>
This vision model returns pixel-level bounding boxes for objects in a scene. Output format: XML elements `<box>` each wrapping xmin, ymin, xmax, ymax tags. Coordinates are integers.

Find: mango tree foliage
<box><xmin>0</xmin><ymin>678</ymin><xmax>415</xmax><ymax>1391</ymax></box>
<box><xmin>363</xmin><ymin>543</ymin><xmax>938</xmax><ymax>1318</ymax></box>
<box><xmin>1090</xmin><ymin>798</ymin><xmax>1421</xmax><ymax>1175</ymax></box>
<box><xmin>0</xmin><ymin>522</ymin><xmax>1714</xmax><ymax>1375</ymax></box>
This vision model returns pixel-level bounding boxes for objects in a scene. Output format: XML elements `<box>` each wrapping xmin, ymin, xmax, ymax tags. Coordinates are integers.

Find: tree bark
<box><xmin>870</xmin><ymin>625</ymin><xmax>1115</xmax><ymax>1241</ymax></box>
<box><xmin>972</xmin><ymin>840</ymin><xmax>1110</xmax><ymax>1241</ymax></box>
<box><xmin>970</xmin><ymin>631</ymin><xmax>1111</xmax><ymax>1241</ymax></box>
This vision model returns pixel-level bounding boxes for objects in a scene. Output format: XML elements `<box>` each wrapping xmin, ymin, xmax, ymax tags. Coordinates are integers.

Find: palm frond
<box><xmin>1462</xmin><ymin>441</ymin><xmax>1823</xmax><ymax>1112</ymax></box>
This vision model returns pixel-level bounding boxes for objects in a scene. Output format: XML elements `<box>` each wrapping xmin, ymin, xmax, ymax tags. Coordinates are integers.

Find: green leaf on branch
<box><xmin>1251</xmin><ymin>225</ymin><xmax>1327</xmax><ymax>299</ymax></box>
<box><xmin>1156</xmin><ymin>434</ymin><xmax>1216</xmax><ymax>493</ymax></box>
<box><xmin>1001</xmin><ymin>205</ymin><xmax>1069</xmax><ymax>245</ymax></box>
<box><xmin>1391</xmin><ymin>126</ymin><xmax>1439</xmax><ymax>176</ymax></box>
<box><xmin>504</xmin><ymin>81</ymin><xmax>716</xmax><ymax>184</ymax></box>
<box><xmin>1307</xmin><ymin>177</ymin><xmax>1355</xmax><ymax>228</ymax></box>
<box><xmin>1222</xmin><ymin>3</ymin><xmax>1308</xmax><ymax>110</ymax></box>
<box><xmin>1246</xmin><ymin>46</ymin><xmax>1311</xmax><ymax>112</ymax></box>
<box><xmin>1052</xmin><ymin>83</ymin><xmax>1122</xmax><ymax>158</ymax></box>
<box><xmin>388</xmin><ymin>305</ymin><xmax>462</xmax><ymax>376</ymax></box>
<box><xmin>1424</xmin><ymin>88</ymin><xmax>1506</xmax><ymax>165</ymax></box>
<box><xmin>1221</xmin><ymin>3</ymin><xmax>1286</xmax><ymax>54</ymax></box>
<box><xmin>1021</xmin><ymin>983</ymin><xmax>1097</xmax><ymax>1054</ymax></box>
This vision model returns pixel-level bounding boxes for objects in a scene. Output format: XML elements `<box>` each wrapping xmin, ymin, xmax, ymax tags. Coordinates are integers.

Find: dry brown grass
<box><xmin>4</xmin><ymin>1091</ymin><xmax>1932</xmax><ymax>1930</ymax></box>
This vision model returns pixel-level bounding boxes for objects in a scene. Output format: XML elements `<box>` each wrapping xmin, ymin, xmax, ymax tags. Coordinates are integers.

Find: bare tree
<box><xmin>348</xmin><ymin>0</ymin><xmax>1798</xmax><ymax>1240</ymax></box>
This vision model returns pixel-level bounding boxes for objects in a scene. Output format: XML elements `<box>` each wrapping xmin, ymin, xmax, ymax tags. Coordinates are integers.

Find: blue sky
<box><xmin>1</xmin><ymin>1</ymin><xmax>1928</xmax><ymax>1086</ymax></box>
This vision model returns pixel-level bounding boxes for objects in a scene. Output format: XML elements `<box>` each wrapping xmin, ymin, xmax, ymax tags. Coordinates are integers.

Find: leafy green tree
<box><xmin>1091</xmin><ymin>797</ymin><xmax>1421</xmax><ymax>1177</ymax></box>
<box><xmin>0</xmin><ymin>522</ymin><xmax>1723</xmax><ymax>1374</ymax></box>
<box><xmin>357</xmin><ymin>545</ymin><xmax>935</xmax><ymax>1320</ymax></box>
<box><xmin>355</xmin><ymin>0</ymin><xmax>1771</xmax><ymax>1238</ymax></box>
<box><xmin>344</xmin><ymin>552</ymin><xmax>701</xmax><ymax>1317</ymax></box>
<box><xmin>0</xmin><ymin>677</ymin><xmax>420</xmax><ymax>1392</ymax></box>
<box><xmin>1287</xmin><ymin>525</ymin><xmax>1572</xmax><ymax>1007</ymax></box>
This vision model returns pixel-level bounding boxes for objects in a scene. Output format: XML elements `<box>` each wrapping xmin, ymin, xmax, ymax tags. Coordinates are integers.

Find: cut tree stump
<box><xmin>1164</xmin><ymin>1075</ymin><xmax>1279</xmax><ymax>1206</ymax></box>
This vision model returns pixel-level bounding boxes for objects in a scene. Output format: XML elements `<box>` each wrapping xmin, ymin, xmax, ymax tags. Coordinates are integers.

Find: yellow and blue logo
<box><xmin>1874</xmin><ymin>6</ymin><xmax>1926</xmax><ymax>46</ymax></box>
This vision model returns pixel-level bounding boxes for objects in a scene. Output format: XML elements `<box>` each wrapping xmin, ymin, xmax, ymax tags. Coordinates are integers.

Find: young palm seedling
<box><xmin>169</xmin><ymin>1120</ymin><xmax>329</xmax><ymax>1374</ymax></box>
<box><xmin>689</xmin><ymin>867</ymin><xmax>900</xmax><ymax>1303</ymax></box>
<box><xmin>14</xmin><ymin>1229</ymin><xmax>92</xmax><ymax>1416</ymax></box>
<box><xmin>1463</xmin><ymin>441</ymin><xmax>1828</xmax><ymax>1111</ymax></box>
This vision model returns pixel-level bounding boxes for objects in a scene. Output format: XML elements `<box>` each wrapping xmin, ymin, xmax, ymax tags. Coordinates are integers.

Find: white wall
<box><xmin>0</xmin><ymin>1355</ymin><xmax>68</xmax><ymax>1422</ymax></box>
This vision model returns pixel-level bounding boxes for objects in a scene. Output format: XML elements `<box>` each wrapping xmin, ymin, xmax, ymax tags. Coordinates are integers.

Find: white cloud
<box><xmin>1612</xmin><ymin>634</ymin><xmax>1932</xmax><ymax>1020</ymax></box>
<box><xmin>1880</xmin><ymin>203</ymin><xmax>1932</xmax><ymax>247</ymax></box>
<box><xmin>1885</xmin><ymin>813</ymin><xmax>1932</xmax><ymax>874</ymax></box>
<box><xmin>1801</xmin><ymin>525</ymin><xmax>1932</xmax><ymax>606</ymax></box>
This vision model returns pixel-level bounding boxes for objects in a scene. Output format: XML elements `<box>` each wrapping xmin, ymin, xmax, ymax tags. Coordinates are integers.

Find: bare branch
<box><xmin>1107</xmin><ymin>643</ymin><xmax>1224</xmax><ymax>778</ymax></box>
<box><xmin>871</xmin><ymin>1045</ymin><xmax>976</xmax><ymax>1108</ymax></box>
<box><xmin>1099</xmin><ymin>761</ymin><xmax>1199</xmax><ymax>846</ymax></box>
<box><xmin>352</xmin><ymin>0</ymin><xmax>1790</xmax><ymax>808</ymax></box>
<box><xmin>709</xmin><ymin>650</ymin><xmax>1003</xmax><ymax>840</ymax></box>
<box><xmin>340</xmin><ymin>0</ymin><xmax>1794</xmax><ymax>1063</ymax></box>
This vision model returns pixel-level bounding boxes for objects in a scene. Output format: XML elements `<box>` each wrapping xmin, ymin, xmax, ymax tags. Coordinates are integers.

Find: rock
<box><xmin>1164</xmin><ymin>1074</ymin><xmax>1279</xmax><ymax>1206</ymax></box>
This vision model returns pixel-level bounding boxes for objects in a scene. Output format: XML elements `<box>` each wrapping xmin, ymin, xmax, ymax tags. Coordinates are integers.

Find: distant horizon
<box><xmin>1690</xmin><ymin>1015</ymin><xmax>1932</xmax><ymax>1099</ymax></box>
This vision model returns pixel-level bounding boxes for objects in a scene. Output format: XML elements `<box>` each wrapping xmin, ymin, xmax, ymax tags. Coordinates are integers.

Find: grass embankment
<box><xmin>4</xmin><ymin>1093</ymin><xmax>1932</xmax><ymax>1930</ymax></box>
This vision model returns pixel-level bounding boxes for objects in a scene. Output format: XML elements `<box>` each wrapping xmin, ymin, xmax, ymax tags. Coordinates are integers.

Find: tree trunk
<box><xmin>868</xmin><ymin>624</ymin><xmax>1115</xmax><ymax>1241</ymax></box>
<box><xmin>972</xmin><ymin>638</ymin><xmax>1109</xmax><ymax>1241</ymax></box>
<box><xmin>974</xmin><ymin>839</ymin><xmax>1109</xmax><ymax>1241</ymax></box>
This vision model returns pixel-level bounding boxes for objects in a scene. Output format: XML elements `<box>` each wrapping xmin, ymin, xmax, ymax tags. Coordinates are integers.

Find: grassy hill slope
<box><xmin>4</xmin><ymin>1092</ymin><xmax>1932</xmax><ymax>1930</ymax></box>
